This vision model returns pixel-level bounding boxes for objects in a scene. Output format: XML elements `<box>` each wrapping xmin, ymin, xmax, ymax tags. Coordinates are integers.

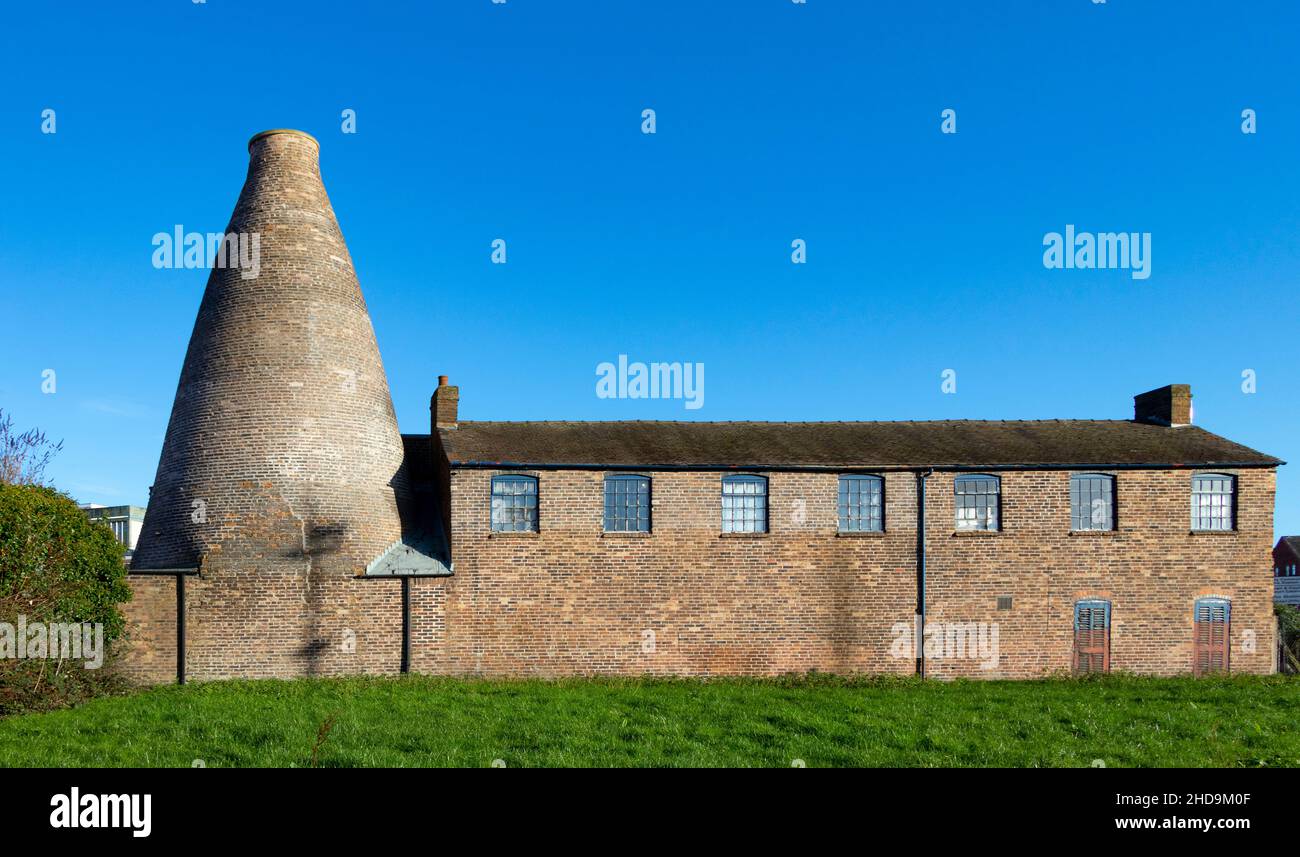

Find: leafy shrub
<box><xmin>0</xmin><ymin>484</ymin><xmax>133</xmax><ymax>714</ymax></box>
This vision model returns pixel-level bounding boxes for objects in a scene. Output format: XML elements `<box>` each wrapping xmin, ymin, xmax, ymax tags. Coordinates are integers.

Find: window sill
<box><xmin>487</xmin><ymin>531</ymin><xmax>540</xmax><ymax>539</ymax></box>
<box><xmin>836</xmin><ymin>530</ymin><xmax>887</xmax><ymax>538</ymax></box>
<box><xmin>601</xmin><ymin>531</ymin><xmax>652</xmax><ymax>538</ymax></box>
<box><xmin>719</xmin><ymin>532</ymin><xmax>769</xmax><ymax>538</ymax></box>
<box><xmin>952</xmin><ymin>529</ymin><xmax>1000</xmax><ymax>537</ymax></box>
<box><xmin>1068</xmin><ymin>529</ymin><xmax>1117</xmax><ymax>537</ymax></box>
<box><xmin>1190</xmin><ymin>529</ymin><xmax>1238</xmax><ymax>536</ymax></box>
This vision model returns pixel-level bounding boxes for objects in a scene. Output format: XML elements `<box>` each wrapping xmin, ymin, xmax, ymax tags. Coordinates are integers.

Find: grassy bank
<box><xmin>0</xmin><ymin>674</ymin><xmax>1296</xmax><ymax>767</ymax></box>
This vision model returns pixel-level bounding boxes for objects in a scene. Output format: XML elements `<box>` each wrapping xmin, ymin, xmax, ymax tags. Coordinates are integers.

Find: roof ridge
<box><xmin>449</xmin><ymin>418</ymin><xmax>1143</xmax><ymax>426</ymax></box>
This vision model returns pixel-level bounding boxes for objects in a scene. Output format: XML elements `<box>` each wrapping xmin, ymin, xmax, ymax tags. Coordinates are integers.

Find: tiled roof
<box><xmin>433</xmin><ymin>420</ymin><xmax>1282</xmax><ymax>470</ymax></box>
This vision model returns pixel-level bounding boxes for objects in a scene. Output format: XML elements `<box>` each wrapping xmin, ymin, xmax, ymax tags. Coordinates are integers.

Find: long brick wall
<box><xmin>119</xmin><ymin>464</ymin><xmax>1276</xmax><ymax>682</ymax></box>
<box><xmin>119</xmin><ymin>463</ymin><xmax>1276</xmax><ymax>682</ymax></box>
<box><xmin>425</xmin><ymin>470</ymin><xmax>918</xmax><ymax>677</ymax></box>
<box><xmin>424</xmin><ymin>465</ymin><xmax>1275</xmax><ymax>680</ymax></box>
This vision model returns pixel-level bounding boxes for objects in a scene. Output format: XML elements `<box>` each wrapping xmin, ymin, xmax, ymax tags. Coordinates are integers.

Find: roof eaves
<box><xmin>446</xmin><ymin>459</ymin><xmax>1283</xmax><ymax>472</ymax></box>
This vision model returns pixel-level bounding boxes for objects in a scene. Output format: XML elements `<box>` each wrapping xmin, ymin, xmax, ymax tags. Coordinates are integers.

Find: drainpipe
<box><xmin>127</xmin><ymin>567</ymin><xmax>198</xmax><ymax>685</ymax></box>
<box><xmin>176</xmin><ymin>574</ymin><xmax>186</xmax><ymax>685</ymax></box>
<box><xmin>915</xmin><ymin>469</ymin><xmax>933</xmax><ymax>678</ymax></box>
<box><xmin>400</xmin><ymin>576</ymin><xmax>411</xmax><ymax>674</ymax></box>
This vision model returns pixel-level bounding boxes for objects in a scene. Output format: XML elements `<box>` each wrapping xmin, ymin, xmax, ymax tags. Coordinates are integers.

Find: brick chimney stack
<box><xmin>1134</xmin><ymin>384</ymin><xmax>1192</xmax><ymax>427</ymax></box>
<box><xmin>433</xmin><ymin>375</ymin><xmax>459</xmax><ymax>430</ymax></box>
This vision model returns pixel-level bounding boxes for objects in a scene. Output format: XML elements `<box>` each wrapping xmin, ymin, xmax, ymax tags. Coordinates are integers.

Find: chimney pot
<box><xmin>1134</xmin><ymin>384</ymin><xmax>1192</xmax><ymax>426</ymax></box>
<box><xmin>247</xmin><ymin>128</ymin><xmax>320</xmax><ymax>153</ymax></box>
<box><xmin>438</xmin><ymin>375</ymin><xmax>448</xmax><ymax>386</ymax></box>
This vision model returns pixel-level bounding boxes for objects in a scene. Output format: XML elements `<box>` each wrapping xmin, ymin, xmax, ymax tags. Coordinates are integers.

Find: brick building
<box><xmin>121</xmin><ymin>130</ymin><xmax>1284</xmax><ymax>683</ymax></box>
<box><xmin>1273</xmin><ymin>537</ymin><xmax>1300</xmax><ymax>607</ymax></box>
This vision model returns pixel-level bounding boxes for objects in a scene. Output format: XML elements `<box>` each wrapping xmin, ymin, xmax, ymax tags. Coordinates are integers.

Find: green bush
<box><xmin>0</xmin><ymin>484</ymin><xmax>133</xmax><ymax>714</ymax></box>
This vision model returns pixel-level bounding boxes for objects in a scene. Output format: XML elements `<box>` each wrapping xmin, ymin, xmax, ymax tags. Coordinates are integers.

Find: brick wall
<box><xmin>922</xmin><ymin>468</ymin><xmax>1275</xmax><ymax>678</ymax></box>
<box><xmin>116</xmin><ymin>575</ymin><xmax>177</xmax><ymax>684</ymax></box>
<box><xmin>425</xmin><ymin>470</ymin><xmax>918</xmax><ymax>677</ymax></box>
<box><xmin>431</xmin><ymin>466</ymin><xmax>1275</xmax><ymax>679</ymax></box>
<box><xmin>119</xmin><ymin>463</ymin><xmax>1276</xmax><ymax>682</ymax></box>
<box><xmin>120</xmin><ymin>480</ymin><xmax>427</xmax><ymax>681</ymax></box>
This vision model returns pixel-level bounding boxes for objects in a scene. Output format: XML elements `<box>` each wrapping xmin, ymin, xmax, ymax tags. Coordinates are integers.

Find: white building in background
<box><xmin>80</xmin><ymin>504</ymin><xmax>146</xmax><ymax>562</ymax></box>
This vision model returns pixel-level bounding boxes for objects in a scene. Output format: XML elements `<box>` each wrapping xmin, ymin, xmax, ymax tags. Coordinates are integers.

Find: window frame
<box><xmin>489</xmin><ymin>474</ymin><xmax>539</xmax><ymax>533</ymax></box>
<box><xmin>954</xmin><ymin>474</ymin><xmax>1000</xmax><ymax>532</ymax></box>
<box><xmin>603</xmin><ymin>473</ymin><xmax>652</xmax><ymax>533</ymax></box>
<box><xmin>838</xmin><ymin>474</ymin><xmax>885</xmax><ymax>533</ymax></box>
<box><xmin>1070</xmin><ymin>472</ymin><xmax>1116</xmax><ymax>532</ymax></box>
<box><xmin>1190</xmin><ymin>473</ymin><xmax>1236</xmax><ymax>532</ymax></box>
<box><xmin>721</xmin><ymin>474</ymin><xmax>768</xmax><ymax>534</ymax></box>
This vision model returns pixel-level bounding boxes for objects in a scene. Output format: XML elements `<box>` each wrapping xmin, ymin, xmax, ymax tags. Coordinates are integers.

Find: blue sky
<box><xmin>2</xmin><ymin>1</ymin><xmax>1298</xmax><ymax>539</ymax></box>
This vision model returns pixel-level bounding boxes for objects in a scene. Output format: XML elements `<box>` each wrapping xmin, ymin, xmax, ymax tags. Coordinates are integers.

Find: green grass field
<box><xmin>0</xmin><ymin>674</ymin><xmax>1296</xmax><ymax>767</ymax></box>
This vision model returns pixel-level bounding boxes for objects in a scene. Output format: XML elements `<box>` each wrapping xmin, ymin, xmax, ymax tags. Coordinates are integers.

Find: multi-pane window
<box><xmin>721</xmin><ymin>475</ymin><xmax>767</xmax><ymax>533</ymax></box>
<box><xmin>1191</xmin><ymin>474</ymin><xmax>1235</xmax><ymax>531</ymax></box>
<box><xmin>490</xmin><ymin>474</ymin><xmax>538</xmax><ymax>532</ymax></box>
<box><xmin>1073</xmin><ymin>600</ymin><xmax>1111</xmax><ymax>674</ymax></box>
<box><xmin>954</xmin><ymin>475</ymin><xmax>999</xmax><ymax>531</ymax></box>
<box><xmin>1193</xmin><ymin>598</ymin><xmax>1230</xmax><ymax>676</ymax></box>
<box><xmin>838</xmin><ymin>475</ymin><xmax>884</xmax><ymax>532</ymax></box>
<box><xmin>604</xmin><ymin>474</ymin><xmax>651</xmax><ymax>532</ymax></box>
<box><xmin>1070</xmin><ymin>473</ymin><xmax>1115</xmax><ymax>531</ymax></box>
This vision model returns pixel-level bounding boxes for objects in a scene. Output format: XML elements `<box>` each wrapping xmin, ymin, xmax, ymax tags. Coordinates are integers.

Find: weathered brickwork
<box><xmin>422</xmin><ymin>469</ymin><xmax>918</xmax><ymax>677</ymax></box>
<box><xmin>121</xmin><ymin>462</ymin><xmax>1276</xmax><ymax>682</ymax></box>
<box><xmin>131</xmin><ymin>130</ymin><xmax>411</xmax><ymax>576</ymax></box>
<box><xmin>424</xmin><ymin>466</ymin><xmax>1275</xmax><ymax>680</ymax></box>
<box><xmin>120</xmin><ymin>477</ymin><xmax>431</xmax><ymax>682</ymax></box>
<box><xmin>116</xmin><ymin>576</ymin><xmax>177</xmax><ymax>684</ymax></box>
<box><xmin>120</xmin><ymin>130</ymin><xmax>418</xmax><ymax>683</ymax></box>
<box><xmin>922</xmin><ymin>468</ymin><xmax>1276</xmax><ymax>678</ymax></box>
